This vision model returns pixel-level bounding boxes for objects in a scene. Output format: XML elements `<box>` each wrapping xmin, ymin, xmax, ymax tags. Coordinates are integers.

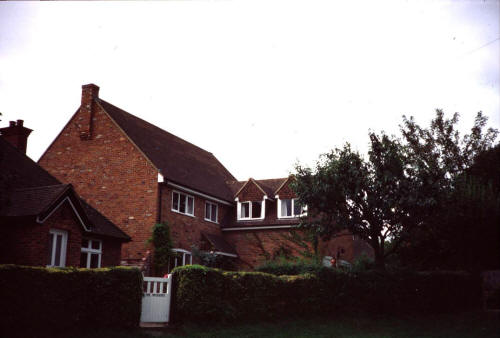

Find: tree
<box><xmin>395</xmin><ymin>111</ymin><xmax>499</xmax><ymax>270</ymax></box>
<box><xmin>294</xmin><ymin>133</ymin><xmax>415</xmax><ymax>269</ymax></box>
<box><xmin>397</xmin><ymin>144</ymin><xmax>500</xmax><ymax>271</ymax></box>
<box><xmin>294</xmin><ymin>110</ymin><xmax>498</xmax><ymax>270</ymax></box>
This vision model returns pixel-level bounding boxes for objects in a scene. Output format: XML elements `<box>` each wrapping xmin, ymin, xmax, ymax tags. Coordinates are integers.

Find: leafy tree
<box><xmin>294</xmin><ymin>110</ymin><xmax>498</xmax><ymax>270</ymax></box>
<box><xmin>397</xmin><ymin>144</ymin><xmax>500</xmax><ymax>271</ymax></box>
<box><xmin>294</xmin><ymin>133</ymin><xmax>416</xmax><ymax>269</ymax></box>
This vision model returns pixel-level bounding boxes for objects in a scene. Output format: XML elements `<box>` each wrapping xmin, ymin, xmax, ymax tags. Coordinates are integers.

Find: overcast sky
<box><xmin>0</xmin><ymin>1</ymin><xmax>499</xmax><ymax>181</ymax></box>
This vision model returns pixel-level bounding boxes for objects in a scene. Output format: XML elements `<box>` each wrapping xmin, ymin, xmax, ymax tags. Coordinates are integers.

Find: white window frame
<box><xmin>168</xmin><ymin>248</ymin><xmax>193</xmax><ymax>272</ymax></box>
<box><xmin>171</xmin><ymin>190</ymin><xmax>195</xmax><ymax>217</ymax></box>
<box><xmin>236</xmin><ymin>198</ymin><xmax>266</xmax><ymax>221</ymax></box>
<box><xmin>277</xmin><ymin>197</ymin><xmax>307</xmax><ymax>219</ymax></box>
<box><xmin>47</xmin><ymin>229</ymin><xmax>68</xmax><ymax>268</ymax></box>
<box><xmin>204</xmin><ymin>201</ymin><xmax>218</xmax><ymax>223</ymax></box>
<box><xmin>80</xmin><ymin>238</ymin><xmax>102</xmax><ymax>268</ymax></box>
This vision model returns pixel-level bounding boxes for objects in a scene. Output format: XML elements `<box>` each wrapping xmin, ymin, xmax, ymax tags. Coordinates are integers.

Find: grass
<box><xmin>19</xmin><ymin>312</ymin><xmax>500</xmax><ymax>338</ymax></box>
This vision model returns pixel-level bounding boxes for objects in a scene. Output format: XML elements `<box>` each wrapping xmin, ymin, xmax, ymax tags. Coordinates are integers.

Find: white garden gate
<box><xmin>140</xmin><ymin>275</ymin><xmax>172</xmax><ymax>324</ymax></box>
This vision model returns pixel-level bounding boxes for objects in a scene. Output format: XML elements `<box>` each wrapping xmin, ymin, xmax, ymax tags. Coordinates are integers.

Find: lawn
<box><xmin>56</xmin><ymin>312</ymin><xmax>499</xmax><ymax>338</ymax></box>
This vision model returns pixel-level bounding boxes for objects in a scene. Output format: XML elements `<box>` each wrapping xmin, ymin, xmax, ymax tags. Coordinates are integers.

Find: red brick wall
<box><xmin>160</xmin><ymin>185</ymin><xmax>228</xmax><ymax>256</ymax></box>
<box><xmin>237</xmin><ymin>181</ymin><xmax>265</xmax><ymax>202</ymax></box>
<box><xmin>100</xmin><ymin>238</ymin><xmax>123</xmax><ymax>266</ymax></box>
<box><xmin>0</xmin><ymin>203</ymin><xmax>81</xmax><ymax>267</ymax></box>
<box><xmin>0</xmin><ymin>203</ymin><xmax>122</xmax><ymax>267</ymax></box>
<box><xmin>39</xmin><ymin>104</ymin><xmax>158</xmax><ymax>261</ymax></box>
<box><xmin>318</xmin><ymin>231</ymin><xmax>356</xmax><ymax>263</ymax></box>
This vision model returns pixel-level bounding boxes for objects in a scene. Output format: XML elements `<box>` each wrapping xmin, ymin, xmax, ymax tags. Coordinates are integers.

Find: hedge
<box><xmin>255</xmin><ymin>258</ymin><xmax>324</xmax><ymax>276</ymax></box>
<box><xmin>172</xmin><ymin>265</ymin><xmax>480</xmax><ymax>323</ymax></box>
<box><xmin>0</xmin><ymin>265</ymin><xmax>143</xmax><ymax>336</ymax></box>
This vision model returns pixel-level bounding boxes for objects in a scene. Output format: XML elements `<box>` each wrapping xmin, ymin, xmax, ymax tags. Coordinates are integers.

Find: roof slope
<box><xmin>227</xmin><ymin>178</ymin><xmax>288</xmax><ymax>197</ymax></box>
<box><xmin>2</xmin><ymin>184</ymin><xmax>70</xmax><ymax>217</ymax></box>
<box><xmin>97</xmin><ymin>99</ymin><xmax>236</xmax><ymax>202</ymax></box>
<box><xmin>202</xmin><ymin>232</ymin><xmax>238</xmax><ymax>256</ymax></box>
<box><xmin>0</xmin><ymin>138</ymin><xmax>129</xmax><ymax>240</ymax></box>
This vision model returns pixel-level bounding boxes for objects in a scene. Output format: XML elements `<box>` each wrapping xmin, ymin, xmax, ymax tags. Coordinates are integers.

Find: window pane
<box><xmin>54</xmin><ymin>234</ymin><xmax>62</xmax><ymax>267</ymax></box>
<box><xmin>90</xmin><ymin>254</ymin><xmax>100</xmax><ymax>268</ymax></box>
<box><xmin>211</xmin><ymin>204</ymin><xmax>217</xmax><ymax>222</ymax></box>
<box><xmin>293</xmin><ymin>199</ymin><xmax>302</xmax><ymax>216</ymax></box>
<box><xmin>281</xmin><ymin>199</ymin><xmax>292</xmax><ymax>217</ymax></box>
<box><xmin>80</xmin><ymin>253</ymin><xmax>88</xmax><ymax>268</ymax></box>
<box><xmin>241</xmin><ymin>202</ymin><xmax>249</xmax><ymax>218</ymax></box>
<box><xmin>252</xmin><ymin>201</ymin><xmax>262</xmax><ymax>218</ymax></box>
<box><xmin>48</xmin><ymin>233</ymin><xmax>54</xmax><ymax>265</ymax></box>
<box><xmin>179</xmin><ymin>194</ymin><xmax>186</xmax><ymax>213</ymax></box>
<box><xmin>187</xmin><ymin>197</ymin><xmax>194</xmax><ymax>215</ymax></box>
<box><xmin>205</xmin><ymin>203</ymin><xmax>210</xmax><ymax>219</ymax></box>
<box><xmin>173</xmin><ymin>192</ymin><xmax>179</xmax><ymax>210</ymax></box>
<box><xmin>91</xmin><ymin>240</ymin><xmax>101</xmax><ymax>250</ymax></box>
<box><xmin>81</xmin><ymin>239</ymin><xmax>89</xmax><ymax>249</ymax></box>
<box><xmin>185</xmin><ymin>254</ymin><xmax>191</xmax><ymax>265</ymax></box>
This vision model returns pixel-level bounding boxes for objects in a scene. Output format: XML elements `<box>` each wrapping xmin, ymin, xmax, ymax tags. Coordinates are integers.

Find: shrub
<box><xmin>0</xmin><ymin>265</ymin><xmax>143</xmax><ymax>336</ymax></box>
<box><xmin>255</xmin><ymin>257</ymin><xmax>324</xmax><ymax>275</ymax></box>
<box><xmin>172</xmin><ymin>265</ymin><xmax>480</xmax><ymax>324</ymax></box>
<box><xmin>148</xmin><ymin>222</ymin><xmax>174</xmax><ymax>273</ymax></box>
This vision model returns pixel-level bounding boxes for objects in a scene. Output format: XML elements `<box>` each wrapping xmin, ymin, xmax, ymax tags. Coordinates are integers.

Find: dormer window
<box><xmin>238</xmin><ymin>200</ymin><xmax>263</xmax><ymax>220</ymax></box>
<box><xmin>278</xmin><ymin>198</ymin><xmax>306</xmax><ymax>218</ymax></box>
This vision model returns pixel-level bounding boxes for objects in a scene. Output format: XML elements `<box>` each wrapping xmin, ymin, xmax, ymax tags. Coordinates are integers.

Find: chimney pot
<box><xmin>16</xmin><ymin>119</ymin><xmax>24</xmax><ymax>127</ymax></box>
<box><xmin>9</xmin><ymin>121</ymin><xmax>15</xmax><ymax>127</ymax></box>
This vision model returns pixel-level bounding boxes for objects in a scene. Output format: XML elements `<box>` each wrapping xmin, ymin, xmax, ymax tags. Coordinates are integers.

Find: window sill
<box><xmin>171</xmin><ymin>209</ymin><xmax>196</xmax><ymax>218</ymax></box>
<box><xmin>278</xmin><ymin>214</ymin><xmax>307</xmax><ymax>219</ymax></box>
<box><xmin>237</xmin><ymin>218</ymin><xmax>265</xmax><ymax>222</ymax></box>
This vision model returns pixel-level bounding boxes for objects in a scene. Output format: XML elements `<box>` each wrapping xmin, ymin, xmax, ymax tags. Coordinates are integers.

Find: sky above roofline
<box><xmin>0</xmin><ymin>1</ymin><xmax>498</xmax><ymax>180</ymax></box>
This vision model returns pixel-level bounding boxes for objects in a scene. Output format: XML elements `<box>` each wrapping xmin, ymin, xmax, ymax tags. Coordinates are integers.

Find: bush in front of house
<box><xmin>172</xmin><ymin>265</ymin><xmax>480</xmax><ymax>324</ymax></box>
<box><xmin>0</xmin><ymin>265</ymin><xmax>143</xmax><ymax>336</ymax></box>
<box><xmin>255</xmin><ymin>257</ymin><xmax>324</xmax><ymax>275</ymax></box>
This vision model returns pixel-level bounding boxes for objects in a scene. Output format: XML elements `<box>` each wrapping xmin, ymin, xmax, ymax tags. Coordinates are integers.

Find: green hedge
<box><xmin>255</xmin><ymin>258</ymin><xmax>324</xmax><ymax>275</ymax></box>
<box><xmin>172</xmin><ymin>265</ymin><xmax>480</xmax><ymax>323</ymax></box>
<box><xmin>0</xmin><ymin>265</ymin><xmax>143</xmax><ymax>336</ymax></box>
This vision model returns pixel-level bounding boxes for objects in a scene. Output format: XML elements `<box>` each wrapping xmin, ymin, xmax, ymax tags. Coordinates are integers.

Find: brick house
<box><xmin>0</xmin><ymin>121</ymin><xmax>130</xmax><ymax>268</ymax></box>
<box><xmin>38</xmin><ymin>84</ymin><xmax>371</xmax><ymax>270</ymax></box>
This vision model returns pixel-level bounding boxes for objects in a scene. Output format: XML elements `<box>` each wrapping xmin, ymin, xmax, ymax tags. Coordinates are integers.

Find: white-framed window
<box><xmin>205</xmin><ymin>201</ymin><xmax>218</xmax><ymax>223</ymax></box>
<box><xmin>47</xmin><ymin>229</ymin><xmax>68</xmax><ymax>267</ymax></box>
<box><xmin>80</xmin><ymin>238</ymin><xmax>102</xmax><ymax>268</ymax></box>
<box><xmin>278</xmin><ymin>198</ymin><xmax>307</xmax><ymax>218</ymax></box>
<box><xmin>238</xmin><ymin>200</ymin><xmax>263</xmax><ymax>220</ymax></box>
<box><xmin>168</xmin><ymin>248</ymin><xmax>193</xmax><ymax>272</ymax></box>
<box><xmin>172</xmin><ymin>190</ymin><xmax>194</xmax><ymax>216</ymax></box>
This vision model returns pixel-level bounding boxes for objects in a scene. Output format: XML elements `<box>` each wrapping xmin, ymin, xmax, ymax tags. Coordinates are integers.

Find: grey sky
<box><xmin>0</xmin><ymin>1</ymin><xmax>498</xmax><ymax>180</ymax></box>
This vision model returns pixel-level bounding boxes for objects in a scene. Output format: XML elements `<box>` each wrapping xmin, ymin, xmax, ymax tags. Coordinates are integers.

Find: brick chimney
<box><xmin>0</xmin><ymin>120</ymin><xmax>33</xmax><ymax>154</ymax></box>
<box><xmin>79</xmin><ymin>83</ymin><xmax>100</xmax><ymax>140</ymax></box>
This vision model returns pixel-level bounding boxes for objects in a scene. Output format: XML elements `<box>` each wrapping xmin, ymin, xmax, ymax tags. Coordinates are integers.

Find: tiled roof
<box><xmin>227</xmin><ymin>178</ymin><xmax>288</xmax><ymax>198</ymax></box>
<box><xmin>97</xmin><ymin>99</ymin><xmax>236</xmax><ymax>202</ymax></box>
<box><xmin>1</xmin><ymin>184</ymin><xmax>70</xmax><ymax>217</ymax></box>
<box><xmin>80</xmin><ymin>202</ymin><xmax>130</xmax><ymax>240</ymax></box>
<box><xmin>0</xmin><ymin>137</ymin><xmax>129</xmax><ymax>240</ymax></box>
<box><xmin>202</xmin><ymin>232</ymin><xmax>238</xmax><ymax>256</ymax></box>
